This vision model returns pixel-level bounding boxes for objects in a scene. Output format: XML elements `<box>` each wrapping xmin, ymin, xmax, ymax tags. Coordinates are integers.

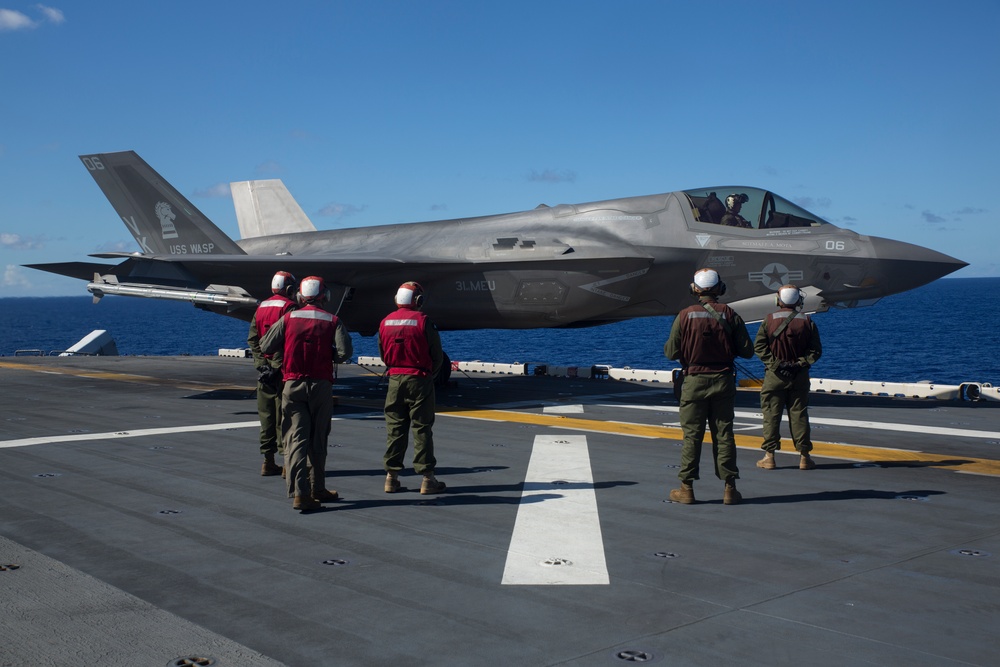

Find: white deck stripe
<box><xmin>0</xmin><ymin>415</ymin><xmax>380</xmax><ymax>449</ymax></box>
<box><xmin>0</xmin><ymin>421</ymin><xmax>260</xmax><ymax>449</ymax></box>
<box><xmin>502</xmin><ymin>435</ymin><xmax>609</xmax><ymax>585</ymax></box>
<box><xmin>607</xmin><ymin>404</ymin><xmax>1000</xmax><ymax>440</ymax></box>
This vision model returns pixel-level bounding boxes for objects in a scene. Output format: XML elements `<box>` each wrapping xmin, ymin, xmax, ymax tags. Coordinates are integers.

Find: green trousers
<box><xmin>677</xmin><ymin>372</ymin><xmax>739</xmax><ymax>483</ymax></box>
<box><xmin>759</xmin><ymin>371</ymin><xmax>812</xmax><ymax>454</ymax></box>
<box><xmin>383</xmin><ymin>374</ymin><xmax>437</xmax><ymax>474</ymax></box>
<box><xmin>256</xmin><ymin>380</ymin><xmax>284</xmax><ymax>456</ymax></box>
<box><xmin>281</xmin><ymin>379</ymin><xmax>333</xmax><ymax>498</ymax></box>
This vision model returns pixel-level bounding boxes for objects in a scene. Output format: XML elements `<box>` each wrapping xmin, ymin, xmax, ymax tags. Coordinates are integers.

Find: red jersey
<box><xmin>281</xmin><ymin>305</ymin><xmax>339</xmax><ymax>382</ymax></box>
<box><xmin>379</xmin><ymin>307</ymin><xmax>433</xmax><ymax>376</ymax></box>
<box><xmin>253</xmin><ymin>295</ymin><xmax>295</xmax><ymax>359</ymax></box>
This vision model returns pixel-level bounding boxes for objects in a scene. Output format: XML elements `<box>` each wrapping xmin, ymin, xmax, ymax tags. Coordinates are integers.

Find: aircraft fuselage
<box><xmin>27</xmin><ymin>153</ymin><xmax>966</xmax><ymax>336</ymax></box>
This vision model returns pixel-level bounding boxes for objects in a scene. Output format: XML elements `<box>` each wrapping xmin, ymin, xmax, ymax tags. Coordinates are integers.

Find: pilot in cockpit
<box><xmin>721</xmin><ymin>193</ymin><xmax>752</xmax><ymax>228</ymax></box>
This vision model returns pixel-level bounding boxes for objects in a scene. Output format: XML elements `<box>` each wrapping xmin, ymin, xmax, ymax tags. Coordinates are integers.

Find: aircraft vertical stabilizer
<box><xmin>80</xmin><ymin>151</ymin><xmax>245</xmax><ymax>256</ymax></box>
<box><xmin>231</xmin><ymin>179</ymin><xmax>318</xmax><ymax>239</ymax></box>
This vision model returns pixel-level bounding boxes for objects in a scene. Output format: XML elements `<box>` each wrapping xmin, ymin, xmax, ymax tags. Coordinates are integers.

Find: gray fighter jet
<box><xmin>27</xmin><ymin>151</ymin><xmax>965</xmax><ymax>335</ymax></box>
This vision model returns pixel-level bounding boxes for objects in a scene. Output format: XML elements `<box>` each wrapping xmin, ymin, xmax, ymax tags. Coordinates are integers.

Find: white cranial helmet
<box><xmin>298</xmin><ymin>276</ymin><xmax>327</xmax><ymax>304</ymax></box>
<box><xmin>271</xmin><ymin>271</ymin><xmax>296</xmax><ymax>295</ymax></box>
<box><xmin>693</xmin><ymin>268</ymin><xmax>720</xmax><ymax>290</ymax></box>
<box><xmin>394</xmin><ymin>281</ymin><xmax>424</xmax><ymax>307</ymax></box>
<box><xmin>778</xmin><ymin>285</ymin><xmax>802</xmax><ymax>307</ymax></box>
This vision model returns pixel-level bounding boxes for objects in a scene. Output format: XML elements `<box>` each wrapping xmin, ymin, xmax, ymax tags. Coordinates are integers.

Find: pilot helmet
<box><xmin>395</xmin><ymin>281</ymin><xmax>425</xmax><ymax>308</ymax></box>
<box><xmin>297</xmin><ymin>276</ymin><xmax>329</xmax><ymax>305</ymax></box>
<box><xmin>271</xmin><ymin>271</ymin><xmax>297</xmax><ymax>296</ymax></box>
<box><xmin>690</xmin><ymin>268</ymin><xmax>726</xmax><ymax>296</ymax></box>
<box><xmin>777</xmin><ymin>284</ymin><xmax>803</xmax><ymax>308</ymax></box>
<box><xmin>725</xmin><ymin>193</ymin><xmax>749</xmax><ymax>210</ymax></box>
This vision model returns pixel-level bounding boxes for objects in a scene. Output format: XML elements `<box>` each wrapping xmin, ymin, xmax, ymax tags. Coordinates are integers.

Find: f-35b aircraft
<box><xmin>27</xmin><ymin>151</ymin><xmax>965</xmax><ymax>336</ymax></box>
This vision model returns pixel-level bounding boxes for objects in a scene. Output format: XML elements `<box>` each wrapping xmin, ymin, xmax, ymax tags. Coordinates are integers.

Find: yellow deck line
<box><xmin>441</xmin><ymin>409</ymin><xmax>1000</xmax><ymax>477</ymax></box>
<box><xmin>9</xmin><ymin>360</ymin><xmax>997</xmax><ymax>477</ymax></box>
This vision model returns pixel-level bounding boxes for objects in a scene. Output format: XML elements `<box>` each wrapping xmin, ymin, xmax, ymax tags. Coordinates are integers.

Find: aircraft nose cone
<box><xmin>867</xmin><ymin>236</ymin><xmax>967</xmax><ymax>294</ymax></box>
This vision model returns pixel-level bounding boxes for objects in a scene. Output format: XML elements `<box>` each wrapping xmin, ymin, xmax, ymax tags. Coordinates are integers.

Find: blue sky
<box><xmin>1</xmin><ymin>1</ymin><xmax>997</xmax><ymax>296</ymax></box>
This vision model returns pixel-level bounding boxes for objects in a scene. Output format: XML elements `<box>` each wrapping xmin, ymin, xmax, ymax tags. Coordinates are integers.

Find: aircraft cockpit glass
<box><xmin>683</xmin><ymin>187</ymin><xmax>830</xmax><ymax>229</ymax></box>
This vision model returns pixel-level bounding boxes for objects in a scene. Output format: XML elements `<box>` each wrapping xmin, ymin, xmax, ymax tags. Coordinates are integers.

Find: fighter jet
<box><xmin>27</xmin><ymin>151</ymin><xmax>965</xmax><ymax>336</ymax></box>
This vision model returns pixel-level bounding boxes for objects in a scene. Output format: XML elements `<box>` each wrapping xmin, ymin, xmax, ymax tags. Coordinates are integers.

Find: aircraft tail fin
<box><xmin>80</xmin><ymin>151</ymin><xmax>245</xmax><ymax>255</ymax></box>
<box><xmin>231</xmin><ymin>179</ymin><xmax>318</xmax><ymax>239</ymax></box>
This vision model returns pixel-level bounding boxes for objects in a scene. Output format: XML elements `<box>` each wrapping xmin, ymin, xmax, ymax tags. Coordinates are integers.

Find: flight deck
<box><xmin>1</xmin><ymin>355</ymin><xmax>998</xmax><ymax>666</ymax></box>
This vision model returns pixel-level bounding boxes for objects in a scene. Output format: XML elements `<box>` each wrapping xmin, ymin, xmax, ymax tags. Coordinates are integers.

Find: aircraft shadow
<box><xmin>742</xmin><ymin>488</ymin><xmax>945</xmax><ymax>505</ymax></box>
<box><xmin>308</xmin><ymin>493</ymin><xmax>562</xmax><ymax>512</ymax></box>
<box><xmin>185</xmin><ymin>389</ymin><xmax>256</xmax><ymax>400</ymax></box>
<box><xmin>818</xmin><ymin>459</ymin><xmax>975</xmax><ymax>470</ymax></box>
<box><xmin>315</xmin><ymin>467</ymin><xmax>636</xmax><ymax>510</ymax></box>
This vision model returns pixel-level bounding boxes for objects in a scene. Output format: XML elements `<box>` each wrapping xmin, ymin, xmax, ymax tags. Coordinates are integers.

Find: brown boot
<box><xmin>669</xmin><ymin>482</ymin><xmax>695</xmax><ymax>504</ymax></box>
<box><xmin>261</xmin><ymin>454</ymin><xmax>283</xmax><ymax>477</ymax></box>
<box><xmin>723</xmin><ymin>481</ymin><xmax>742</xmax><ymax>505</ymax></box>
<box><xmin>756</xmin><ymin>451</ymin><xmax>776</xmax><ymax>470</ymax></box>
<box><xmin>292</xmin><ymin>496</ymin><xmax>320</xmax><ymax>511</ymax></box>
<box><xmin>312</xmin><ymin>489</ymin><xmax>340</xmax><ymax>503</ymax></box>
<box><xmin>799</xmin><ymin>453</ymin><xmax>816</xmax><ymax>470</ymax></box>
<box><xmin>385</xmin><ymin>471</ymin><xmax>400</xmax><ymax>493</ymax></box>
<box><xmin>420</xmin><ymin>472</ymin><xmax>446</xmax><ymax>495</ymax></box>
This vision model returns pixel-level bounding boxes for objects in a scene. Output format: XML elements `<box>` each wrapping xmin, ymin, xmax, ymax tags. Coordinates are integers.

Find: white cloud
<box><xmin>0</xmin><ymin>5</ymin><xmax>64</xmax><ymax>31</ymax></box>
<box><xmin>794</xmin><ymin>196</ymin><xmax>832</xmax><ymax>209</ymax></box>
<box><xmin>0</xmin><ymin>9</ymin><xmax>35</xmax><ymax>30</ymax></box>
<box><xmin>255</xmin><ymin>160</ymin><xmax>283</xmax><ymax>176</ymax></box>
<box><xmin>94</xmin><ymin>240</ymin><xmax>135</xmax><ymax>253</ymax></box>
<box><xmin>954</xmin><ymin>207</ymin><xmax>987</xmax><ymax>216</ymax></box>
<box><xmin>318</xmin><ymin>202</ymin><xmax>366</xmax><ymax>220</ymax></box>
<box><xmin>4</xmin><ymin>264</ymin><xmax>32</xmax><ymax>288</ymax></box>
<box><xmin>527</xmin><ymin>169</ymin><xmax>577</xmax><ymax>184</ymax></box>
<box><xmin>36</xmin><ymin>4</ymin><xmax>64</xmax><ymax>24</ymax></box>
<box><xmin>193</xmin><ymin>182</ymin><xmax>232</xmax><ymax>198</ymax></box>
<box><xmin>0</xmin><ymin>232</ymin><xmax>45</xmax><ymax>249</ymax></box>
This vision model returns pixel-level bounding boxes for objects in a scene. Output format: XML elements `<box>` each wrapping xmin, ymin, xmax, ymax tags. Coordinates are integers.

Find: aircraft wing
<box><xmin>23</xmin><ymin>260</ymin><xmax>122</xmax><ymax>282</ymax></box>
<box><xmin>727</xmin><ymin>286</ymin><xmax>828</xmax><ymax>323</ymax></box>
<box><xmin>29</xmin><ymin>249</ymin><xmax>654</xmax><ymax>331</ymax></box>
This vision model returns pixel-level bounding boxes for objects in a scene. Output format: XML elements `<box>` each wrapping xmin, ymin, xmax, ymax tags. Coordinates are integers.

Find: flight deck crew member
<box><xmin>260</xmin><ymin>276</ymin><xmax>353</xmax><ymax>512</ymax></box>
<box><xmin>664</xmin><ymin>268</ymin><xmax>753</xmax><ymax>505</ymax></box>
<box><xmin>379</xmin><ymin>281</ymin><xmax>446</xmax><ymax>495</ymax></box>
<box><xmin>754</xmin><ymin>285</ymin><xmax>822</xmax><ymax>471</ymax></box>
<box><xmin>248</xmin><ymin>271</ymin><xmax>297</xmax><ymax>477</ymax></box>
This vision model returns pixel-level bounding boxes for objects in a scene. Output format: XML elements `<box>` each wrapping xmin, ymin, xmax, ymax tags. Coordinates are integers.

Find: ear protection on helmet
<box><xmin>689</xmin><ymin>280</ymin><xmax>727</xmax><ymax>296</ymax></box>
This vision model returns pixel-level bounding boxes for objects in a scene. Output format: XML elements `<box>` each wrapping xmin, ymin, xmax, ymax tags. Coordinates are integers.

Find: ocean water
<box><xmin>2</xmin><ymin>277</ymin><xmax>997</xmax><ymax>386</ymax></box>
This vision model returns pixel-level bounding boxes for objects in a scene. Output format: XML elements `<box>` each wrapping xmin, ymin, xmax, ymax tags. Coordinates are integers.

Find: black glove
<box><xmin>257</xmin><ymin>365</ymin><xmax>281</xmax><ymax>388</ymax></box>
<box><xmin>775</xmin><ymin>361</ymin><xmax>798</xmax><ymax>380</ymax></box>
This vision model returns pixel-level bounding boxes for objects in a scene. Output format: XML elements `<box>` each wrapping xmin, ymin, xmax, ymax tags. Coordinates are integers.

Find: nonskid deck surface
<box><xmin>1</xmin><ymin>356</ymin><xmax>998</xmax><ymax>666</ymax></box>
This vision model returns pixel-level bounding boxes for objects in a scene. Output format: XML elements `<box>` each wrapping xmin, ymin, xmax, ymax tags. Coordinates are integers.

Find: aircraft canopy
<box><xmin>683</xmin><ymin>187</ymin><xmax>831</xmax><ymax>229</ymax></box>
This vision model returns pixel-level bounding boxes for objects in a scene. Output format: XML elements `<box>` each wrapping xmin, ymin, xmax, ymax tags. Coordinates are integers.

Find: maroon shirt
<box><xmin>379</xmin><ymin>307</ymin><xmax>432</xmax><ymax>376</ymax></box>
<box><xmin>282</xmin><ymin>305</ymin><xmax>339</xmax><ymax>382</ymax></box>
<box><xmin>253</xmin><ymin>295</ymin><xmax>295</xmax><ymax>359</ymax></box>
